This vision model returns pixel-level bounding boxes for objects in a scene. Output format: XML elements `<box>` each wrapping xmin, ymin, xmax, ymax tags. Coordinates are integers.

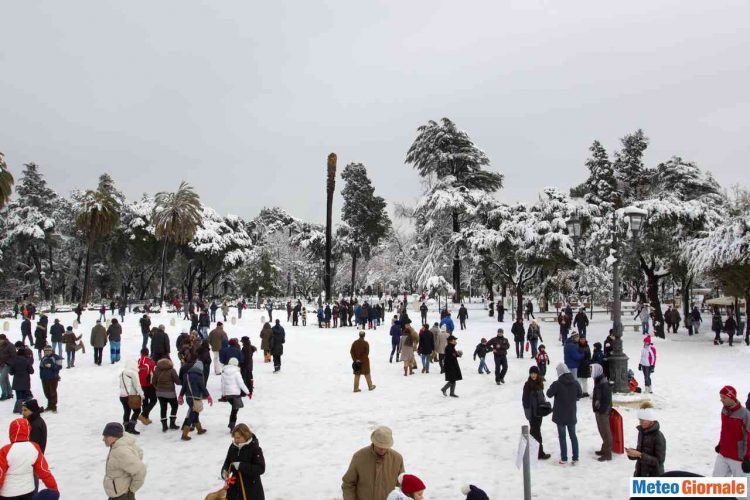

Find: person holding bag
<box><xmin>221</xmin><ymin>423</ymin><xmax>266</xmax><ymax>499</ymax></box>
<box><xmin>522</xmin><ymin>365</ymin><xmax>552</xmax><ymax>459</ymax></box>
<box><xmin>178</xmin><ymin>360</ymin><xmax>213</xmax><ymax>441</ymax></box>
<box><xmin>119</xmin><ymin>359</ymin><xmax>144</xmax><ymax>435</ymax></box>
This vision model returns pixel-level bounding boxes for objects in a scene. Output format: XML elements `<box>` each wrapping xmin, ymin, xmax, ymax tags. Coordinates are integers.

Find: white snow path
<box><xmin>0</xmin><ymin>305</ymin><xmax>745</xmax><ymax>499</ymax></box>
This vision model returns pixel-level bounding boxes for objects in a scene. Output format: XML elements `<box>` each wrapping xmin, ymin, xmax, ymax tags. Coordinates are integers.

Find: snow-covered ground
<box><xmin>0</xmin><ymin>303</ymin><xmax>745</xmax><ymax>499</ymax></box>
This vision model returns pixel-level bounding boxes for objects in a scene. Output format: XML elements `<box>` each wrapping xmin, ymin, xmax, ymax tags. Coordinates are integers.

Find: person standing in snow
<box><xmin>387</xmin><ymin>473</ymin><xmax>426</xmax><ymax>500</ymax></box>
<box><xmin>526</xmin><ymin>320</ymin><xmax>543</xmax><ymax>357</ymax></box>
<box><xmin>440</xmin><ymin>335</ymin><xmax>462</xmax><ymax>397</ymax></box>
<box><xmin>435</xmin><ymin>324</ymin><xmax>448</xmax><ymax>373</ymax></box>
<box><xmin>399</xmin><ymin>319</ymin><xmax>417</xmax><ymax>377</ymax></box>
<box><xmin>691</xmin><ymin>304</ymin><xmax>703</xmax><ymax>334</ymax></box>
<box><xmin>153</xmin><ymin>357</ymin><xmax>181</xmax><ymax>432</ymax></box>
<box><xmin>639</xmin><ymin>336</ymin><xmax>656</xmax><ymax>394</ymax></box>
<box><xmin>486</xmin><ymin>329</ymin><xmax>510</xmax><ymax>385</ymax></box>
<box><xmin>577</xmin><ymin>337</ymin><xmax>592</xmax><ymax>398</ymax></box>
<box><xmin>626</xmin><ymin>401</ymin><xmax>666</xmax><ymax>476</ymax></box>
<box><xmin>563</xmin><ymin>332</ymin><xmax>584</xmax><ymax>380</ymax></box>
<box><xmin>270</xmin><ymin>320</ymin><xmax>285</xmax><ymax>373</ymax></box>
<box><xmin>137</xmin><ymin>348</ymin><xmax>157</xmax><ymax>426</ymax></box>
<box><xmin>221</xmin><ymin>301</ymin><xmax>229</xmax><ymax>322</ymax></box>
<box><xmin>119</xmin><ymin>359</ymin><xmax>144</xmax><ymax>435</ymax></box>
<box><xmin>101</xmin><ymin>422</ymin><xmax>147</xmax><ymax>500</ymax></box>
<box><xmin>107</xmin><ymin>318</ymin><xmax>123</xmax><ymax>364</ymax></box>
<box><xmin>473</xmin><ymin>338</ymin><xmax>491</xmax><ymax>374</ymax></box>
<box><xmin>39</xmin><ymin>345</ymin><xmax>63</xmax><ymax>412</ymax></box>
<box><xmin>417</xmin><ymin>324</ymin><xmax>434</xmax><ymax>374</ymax></box>
<box><xmin>713</xmin><ymin>385</ymin><xmax>750</xmax><ymax>479</ymax></box>
<box><xmin>62</xmin><ymin>326</ymin><xmax>82</xmax><ymax>369</ymax></box>
<box><xmin>49</xmin><ymin>319</ymin><xmax>64</xmax><ymax>358</ymax></box>
<box><xmin>419</xmin><ymin>302</ymin><xmax>428</xmax><ymax>326</ymax></box>
<box><xmin>9</xmin><ymin>342</ymin><xmax>35</xmax><ymax>413</ymax></box>
<box><xmin>22</xmin><ymin>399</ymin><xmax>48</xmax><ymax>454</ymax></box>
<box><xmin>220</xmin><ymin>358</ymin><xmax>251</xmax><ymax>431</ymax></box>
<box><xmin>725</xmin><ymin>313</ymin><xmax>738</xmax><ymax>347</ymax></box>
<box><xmin>573</xmin><ymin>308</ymin><xmax>589</xmax><ymax>338</ymax></box>
<box><xmin>0</xmin><ymin>334</ymin><xmax>14</xmax><ymax>401</ymax></box>
<box><xmin>342</xmin><ymin>426</ymin><xmax>404</xmax><ymax>500</ymax></box>
<box><xmin>90</xmin><ymin>320</ymin><xmax>108</xmax><ymax>366</ymax></box>
<box><xmin>264</xmin><ymin>299</ymin><xmax>273</xmax><ymax>322</ymax></box>
<box><xmin>522</xmin><ymin>365</ymin><xmax>551</xmax><ymax>459</ymax></box>
<box><xmin>0</xmin><ymin>418</ymin><xmax>58</xmax><ymax>499</ymax></box>
<box><xmin>591</xmin><ymin>363</ymin><xmax>612</xmax><ymax>461</ymax></box>
<box><xmin>525</xmin><ymin>299</ymin><xmax>535</xmax><ymax>321</ymax></box>
<box><xmin>221</xmin><ymin>423</ymin><xmax>266</xmax><ymax>500</ymax></box>
<box><xmin>351</xmin><ymin>331</ymin><xmax>376</xmax><ymax>392</ymax></box>
<box><xmin>139</xmin><ymin>314</ymin><xmax>151</xmax><ymax>351</ymax></box>
<box><xmin>511</xmin><ymin>317</ymin><xmax>525</xmax><ymax>359</ymax></box>
<box><xmin>535</xmin><ymin>344</ymin><xmax>550</xmax><ymax>380</ymax></box>
<box><xmin>209</xmin><ymin>322</ymin><xmax>228</xmax><ymax>375</ymax></box>
<box><xmin>21</xmin><ymin>317</ymin><xmax>33</xmax><ymax>347</ymax></box>
<box><xmin>33</xmin><ymin>319</ymin><xmax>48</xmax><ymax>361</ymax></box>
<box><xmin>546</xmin><ymin>363</ymin><xmax>582</xmax><ymax>465</ymax></box>
<box><xmin>301</xmin><ymin>307</ymin><xmax>307</xmax><ymax>326</ymax></box>
<box><xmin>712</xmin><ymin>307</ymin><xmax>725</xmax><ymax>345</ymax></box>
<box><xmin>440</xmin><ymin>311</ymin><xmax>455</xmax><ymax>335</ymax></box>
<box><xmin>259</xmin><ymin>321</ymin><xmax>272</xmax><ymax>363</ymax></box>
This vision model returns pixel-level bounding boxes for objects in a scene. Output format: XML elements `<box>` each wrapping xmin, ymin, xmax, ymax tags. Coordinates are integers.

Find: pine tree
<box><xmin>613</xmin><ymin>129</ymin><xmax>649</xmax><ymax>201</ymax></box>
<box><xmin>0</xmin><ymin>152</ymin><xmax>13</xmax><ymax>209</ymax></box>
<box><xmin>583</xmin><ymin>140</ymin><xmax>617</xmax><ymax>209</ymax></box>
<box><xmin>406</xmin><ymin>117</ymin><xmax>503</xmax><ymax>301</ymax></box>
<box><xmin>340</xmin><ymin>162</ymin><xmax>391</xmax><ymax>296</ymax></box>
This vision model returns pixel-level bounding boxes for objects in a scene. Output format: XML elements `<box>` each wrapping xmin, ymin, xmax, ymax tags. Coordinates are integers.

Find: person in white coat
<box><xmin>221</xmin><ymin>358</ymin><xmax>251</xmax><ymax>431</ymax></box>
<box><xmin>102</xmin><ymin>422</ymin><xmax>147</xmax><ymax>500</ymax></box>
<box><xmin>386</xmin><ymin>473</ymin><xmax>426</xmax><ymax>500</ymax></box>
<box><xmin>119</xmin><ymin>359</ymin><xmax>145</xmax><ymax>435</ymax></box>
<box><xmin>0</xmin><ymin>418</ymin><xmax>58</xmax><ymax>498</ymax></box>
<box><xmin>639</xmin><ymin>336</ymin><xmax>657</xmax><ymax>394</ymax></box>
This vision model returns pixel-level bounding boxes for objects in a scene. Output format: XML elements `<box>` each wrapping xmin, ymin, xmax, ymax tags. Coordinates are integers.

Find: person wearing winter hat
<box><xmin>713</xmin><ymin>385</ymin><xmax>750</xmax><ymax>479</ymax></box>
<box><xmin>0</xmin><ymin>418</ymin><xmax>58</xmax><ymax>498</ymax></box>
<box><xmin>639</xmin><ymin>336</ymin><xmax>657</xmax><ymax>394</ymax></box>
<box><xmin>522</xmin><ymin>365</ymin><xmax>551</xmax><ymax>459</ymax></box>
<box><xmin>461</xmin><ymin>484</ymin><xmax>490</xmax><ymax>500</ymax></box>
<box><xmin>387</xmin><ymin>473</ymin><xmax>425</xmax><ymax>499</ymax></box>
<box><xmin>591</xmin><ymin>363</ymin><xmax>613</xmax><ymax>461</ymax></box>
<box><xmin>342</xmin><ymin>426</ymin><xmax>404</xmax><ymax>500</ymax></box>
<box><xmin>440</xmin><ymin>335</ymin><xmax>463</xmax><ymax>397</ymax></box>
<box><xmin>546</xmin><ymin>363</ymin><xmax>582</xmax><ymax>464</ymax></box>
<box><xmin>220</xmin><ymin>357</ymin><xmax>250</xmax><ymax>431</ymax></box>
<box><xmin>22</xmin><ymin>398</ymin><xmax>48</xmax><ymax>454</ymax></box>
<box><xmin>101</xmin><ymin>421</ymin><xmax>147</xmax><ymax>500</ymax></box>
<box><xmin>626</xmin><ymin>401</ymin><xmax>666</xmax><ymax>476</ymax></box>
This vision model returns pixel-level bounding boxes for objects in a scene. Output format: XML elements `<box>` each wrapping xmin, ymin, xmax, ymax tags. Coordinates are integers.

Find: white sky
<box><xmin>1</xmin><ymin>0</ymin><xmax>748</xmax><ymax>222</ymax></box>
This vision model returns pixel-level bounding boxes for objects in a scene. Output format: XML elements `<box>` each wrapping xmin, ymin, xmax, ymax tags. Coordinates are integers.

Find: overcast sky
<box><xmin>1</xmin><ymin>1</ymin><xmax>748</xmax><ymax>223</ymax></box>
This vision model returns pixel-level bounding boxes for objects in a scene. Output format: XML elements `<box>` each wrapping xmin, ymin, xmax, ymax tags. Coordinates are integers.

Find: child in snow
<box><xmin>535</xmin><ymin>344</ymin><xmax>549</xmax><ymax>379</ymax></box>
<box><xmin>462</xmin><ymin>484</ymin><xmax>489</xmax><ymax>500</ymax></box>
<box><xmin>301</xmin><ymin>307</ymin><xmax>307</xmax><ymax>326</ymax></box>
<box><xmin>628</xmin><ymin>368</ymin><xmax>642</xmax><ymax>393</ymax></box>
<box><xmin>387</xmin><ymin>473</ymin><xmax>425</xmax><ymax>500</ymax></box>
<box><xmin>473</xmin><ymin>338</ymin><xmax>490</xmax><ymax>374</ymax></box>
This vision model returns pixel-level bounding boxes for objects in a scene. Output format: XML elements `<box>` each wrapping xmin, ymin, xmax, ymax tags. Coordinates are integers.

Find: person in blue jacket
<box><xmin>220</xmin><ymin>338</ymin><xmax>244</xmax><ymax>366</ymax></box>
<box><xmin>178</xmin><ymin>360</ymin><xmax>213</xmax><ymax>440</ymax></box>
<box><xmin>440</xmin><ymin>312</ymin><xmax>455</xmax><ymax>334</ymax></box>
<box><xmin>39</xmin><ymin>345</ymin><xmax>63</xmax><ymax>412</ymax></box>
<box><xmin>389</xmin><ymin>317</ymin><xmax>402</xmax><ymax>363</ymax></box>
<box><xmin>563</xmin><ymin>332</ymin><xmax>584</xmax><ymax>380</ymax></box>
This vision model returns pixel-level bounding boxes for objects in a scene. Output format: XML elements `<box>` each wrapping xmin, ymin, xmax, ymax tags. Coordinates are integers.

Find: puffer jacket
<box><xmin>221</xmin><ymin>363</ymin><xmax>250</xmax><ymax>397</ymax></box>
<box><xmin>103</xmin><ymin>433</ymin><xmax>147</xmax><ymax>498</ymax></box>
<box><xmin>629</xmin><ymin>422</ymin><xmax>666</xmax><ymax>477</ymax></box>
<box><xmin>119</xmin><ymin>360</ymin><xmax>144</xmax><ymax>398</ymax></box>
<box><xmin>152</xmin><ymin>358</ymin><xmax>181</xmax><ymax>398</ymax></box>
<box><xmin>259</xmin><ymin>324</ymin><xmax>273</xmax><ymax>351</ymax></box>
<box><xmin>0</xmin><ymin>418</ymin><xmax>57</xmax><ymax>497</ymax></box>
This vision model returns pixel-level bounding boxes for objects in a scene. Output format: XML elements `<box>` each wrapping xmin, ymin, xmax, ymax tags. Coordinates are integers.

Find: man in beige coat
<box><xmin>102</xmin><ymin>422</ymin><xmax>147</xmax><ymax>500</ymax></box>
<box><xmin>350</xmin><ymin>331</ymin><xmax>375</xmax><ymax>392</ymax></box>
<box><xmin>436</xmin><ymin>325</ymin><xmax>449</xmax><ymax>374</ymax></box>
<box><xmin>342</xmin><ymin>426</ymin><xmax>404</xmax><ymax>500</ymax></box>
<box><xmin>208</xmin><ymin>322</ymin><xmax>228</xmax><ymax>375</ymax></box>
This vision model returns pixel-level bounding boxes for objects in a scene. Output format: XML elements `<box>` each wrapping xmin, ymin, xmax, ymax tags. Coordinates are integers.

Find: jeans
<box><xmin>141</xmin><ymin>333</ymin><xmax>149</xmax><ymax>350</ymax></box>
<box><xmin>94</xmin><ymin>347</ymin><xmax>103</xmax><ymax>365</ymax></box>
<box><xmin>199</xmin><ymin>327</ymin><xmax>208</xmax><ymax>340</ymax></box>
<box><xmin>183</xmin><ymin>397</ymin><xmax>201</xmax><ymax>426</ymax></box>
<box><xmin>420</xmin><ymin>354</ymin><xmax>431</xmax><ymax>372</ymax></box>
<box><xmin>0</xmin><ymin>365</ymin><xmax>11</xmax><ymax>398</ymax></box>
<box><xmin>210</xmin><ymin>311</ymin><xmax>216</xmax><ymax>322</ymax></box>
<box><xmin>494</xmin><ymin>356</ymin><xmax>508</xmax><ymax>382</ymax></box>
<box><xmin>52</xmin><ymin>341</ymin><xmax>63</xmax><ymax>357</ymax></box>
<box><xmin>212</xmin><ymin>351</ymin><xmax>222</xmax><ymax>375</ymax></box>
<box><xmin>642</xmin><ymin>321</ymin><xmax>649</xmax><ymax>333</ymax></box>
<box><xmin>557</xmin><ymin>423</ymin><xmax>579</xmax><ymax>461</ymax></box>
<box><xmin>642</xmin><ymin>365</ymin><xmax>652</xmax><ymax>387</ymax></box>
<box><xmin>570</xmin><ymin>367</ymin><xmax>578</xmax><ymax>380</ymax></box>
<box><xmin>421</xmin><ymin>313</ymin><xmax>427</xmax><ymax>325</ymax></box>
<box><xmin>110</xmin><ymin>341</ymin><xmax>121</xmax><ymax>363</ymax></box>
<box><xmin>515</xmin><ymin>340</ymin><xmax>524</xmax><ymax>358</ymax></box>
<box><xmin>120</xmin><ymin>396</ymin><xmax>141</xmax><ymax>423</ymax></box>
<box><xmin>478</xmin><ymin>357</ymin><xmax>489</xmax><ymax>373</ymax></box>
<box><xmin>530</xmin><ymin>339</ymin><xmax>539</xmax><ymax>357</ymax></box>
<box><xmin>66</xmin><ymin>350</ymin><xmax>76</xmax><ymax>367</ymax></box>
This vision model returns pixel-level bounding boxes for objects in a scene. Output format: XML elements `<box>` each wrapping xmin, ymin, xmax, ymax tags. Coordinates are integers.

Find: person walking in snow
<box><xmin>221</xmin><ymin>423</ymin><xmax>266</xmax><ymax>500</ymax></box>
<box><xmin>577</xmin><ymin>337</ymin><xmax>592</xmax><ymax>398</ymax></box>
<box><xmin>511</xmin><ymin>317</ymin><xmax>525</xmax><ymax>359</ymax></box>
<box><xmin>473</xmin><ymin>338</ymin><xmax>491</xmax><ymax>375</ymax></box>
<box><xmin>342</xmin><ymin>426</ymin><xmax>404</xmax><ymax>500</ymax></box>
<box><xmin>62</xmin><ymin>326</ymin><xmax>82</xmax><ymax>369</ymax></box>
<box><xmin>526</xmin><ymin>319</ymin><xmax>543</xmax><ymax>357</ymax></box>
<box><xmin>153</xmin><ymin>356</ymin><xmax>181</xmax><ymax>432</ymax></box>
<box><xmin>99</xmin><ymin>304</ymin><xmax>107</xmax><ymax>322</ymax></box>
<box><xmin>573</xmin><ymin>308</ymin><xmax>589</xmax><ymax>338</ymax></box>
<box><xmin>33</xmin><ymin>319</ymin><xmax>48</xmax><ymax>361</ymax></box>
<box><xmin>713</xmin><ymin>385</ymin><xmax>750</xmax><ymax>479</ymax></box>
<box><xmin>220</xmin><ymin>358</ymin><xmax>251</xmax><ymax>431</ymax></box>
<box><xmin>457</xmin><ymin>303</ymin><xmax>468</xmax><ymax>330</ymax></box>
<box><xmin>387</xmin><ymin>473</ymin><xmax>426</xmax><ymax>500</ymax></box>
<box><xmin>546</xmin><ymin>363</ymin><xmax>582</xmax><ymax>464</ymax></box>
<box><xmin>639</xmin><ymin>335</ymin><xmax>657</xmax><ymax>393</ymax></box>
<box><xmin>725</xmin><ymin>313</ymin><xmax>738</xmax><ymax>347</ymax></box>
<box><xmin>0</xmin><ymin>418</ymin><xmax>58</xmax><ymax>499</ymax></box>
<box><xmin>389</xmin><ymin>318</ymin><xmax>401</xmax><ymax>363</ymax></box>
<box><xmin>21</xmin><ymin>317</ymin><xmax>33</xmax><ymax>347</ymax></box>
<box><xmin>351</xmin><ymin>331</ymin><xmax>376</xmax><ymax>392</ymax></box>
<box><xmin>563</xmin><ymin>332</ymin><xmax>584</xmax><ymax>380</ymax></box>
<box><xmin>417</xmin><ymin>324</ymin><xmax>434</xmax><ymax>373</ymax></box>
<box><xmin>525</xmin><ymin>299</ymin><xmax>535</xmax><ymax>321</ymax></box>
<box><xmin>137</xmin><ymin>348</ymin><xmax>157</xmax><ymax>426</ymax></box>
<box><xmin>101</xmin><ymin>422</ymin><xmax>147</xmax><ymax>500</ymax></box>
<box><xmin>0</xmin><ymin>335</ymin><xmax>14</xmax><ymax>402</ymax></box>
<box><xmin>39</xmin><ymin>345</ymin><xmax>62</xmax><ymax>412</ymax></box>
<box><xmin>260</xmin><ymin>320</ymin><xmax>272</xmax><ymax>363</ymax></box>
<box><xmin>139</xmin><ymin>314</ymin><xmax>151</xmax><ymax>351</ymax></box>
<box><xmin>712</xmin><ymin>307</ymin><xmax>725</xmax><ymax>345</ymax></box>
<box><xmin>486</xmin><ymin>329</ymin><xmax>510</xmax><ymax>385</ymax></box>
<box><xmin>178</xmin><ymin>360</ymin><xmax>213</xmax><ymax>440</ymax></box>
<box><xmin>440</xmin><ymin>335</ymin><xmax>462</xmax><ymax>397</ymax></box>
<box><xmin>535</xmin><ymin>344</ymin><xmax>550</xmax><ymax>380</ymax></box>
<box><xmin>21</xmin><ymin>398</ymin><xmax>47</xmax><ymax>455</ymax></box>
<box><xmin>270</xmin><ymin>320</ymin><xmax>285</xmax><ymax>373</ymax></box>
<box><xmin>209</xmin><ymin>322</ymin><xmax>228</xmax><ymax>375</ymax></box>
<box><xmin>691</xmin><ymin>304</ymin><xmax>703</xmax><ymax>334</ymax></box>
<box><xmin>119</xmin><ymin>359</ymin><xmax>144</xmax><ymax>435</ymax></box>
<box><xmin>591</xmin><ymin>363</ymin><xmax>612</xmax><ymax>461</ymax></box>
<box><xmin>626</xmin><ymin>401</ymin><xmax>666</xmax><ymax>476</ymax></box>
<box><xmin>221</xmin><ymin>301</ymin><xmax>229</xmax><ymax>322</ymax></box>
<box><xmin>107</xmin><ymin>318</ymin><xmax>123</xmax><ymax>364</ymax></box>
<box><xmin>90</xmin><ymin>320</ymin><xmax>108</xmax><ymax>367</ymax></box>
<box><xmin>419</xmin><ymin>302</ymin><xmax>428</xmax><ymax>326</ymax></box>
<box><xmin>399</xmin><ymin>319</ymin><xmax>418</xmax><ymax>377</ymax></box>
<box><xmin>265</xmin><ymin>299</ymin><xmax>273</xmax><ymax>322</ymax></box>
<box><xmin>522</xmin><ymin>365</ymin><xmax>551</xmax><ymax>460</ymax></box>
<box><xmin>49</xmin><ymin>319</ymin><xmax>64</xmax><ymax>358</ymax></box>
<box><xmin>301</xmin><ymin>306</ymin><xmax>307</xmax><ymax>326</ymax></box>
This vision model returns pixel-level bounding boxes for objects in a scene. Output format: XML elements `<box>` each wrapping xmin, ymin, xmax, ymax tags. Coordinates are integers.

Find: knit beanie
<box><xmin>556</xmin><ymin>363</ymin><xmax>570</xmax><ymax>377</ymax></box>
<box><xmin>399</xmin><ymin>473</ymin><xmax>426</xmax><ymax>495</ymax></box>
<box><xmin>461</xmin><ymin>484</ymin><xmax>490</xmax><ymax>500</ymax></box>
<box><xmin>590</xmin><ymin>363</ymin><xmax>603</xmax><ymax>379</ymax></box>
<box><xmin>102</xmin><ymin>422</ymin><xmax>124</xmax><ymax>438</ymax></box>
<box><xmin>22</xmin><ymin>399</ymin><xmax>41</xmax><ymax>414</ymax></box>
<box><xmin>720</xmin><ymin>385</ymin><xmax>738</xmax><ymax>401</ymax></box>
<box><xmin>637</xmin><ymin>401</ymin><xmax>657</xmax><ymax>421</ymax></box>
<box><xmin>529</xmin><ymin>366</ymin><xmax>540</xmax><ymax>375</ymax></box>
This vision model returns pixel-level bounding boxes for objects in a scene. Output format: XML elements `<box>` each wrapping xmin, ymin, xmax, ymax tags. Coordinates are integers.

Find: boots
<box><xmin>365</xmin><ymin>374</ymin><xmax>375</xmax><ymax>391</ymax></box>
<box><xmin>403</xmin><ymin>367</ymin><xmax>408</xmax><ymax>377</ymax></box>
<box><xmin>181</xmin><ymin>425</ymin><xmax>192</xmax><ymax>441</ymax></box>
<box><xmin>227</xmin><ymin>421</ymin><xmax>236</xmax><ymax>432</ymax></box>
<box><xmin>161</xmin><ymin>419</ymin><xmax>168</xmax><ymax>432</ymax></box>
<box><xmin>124</xmin><ymin>420</ymin><xmax>140</xmax><ymax>435</ymax></box>
<box><xmin>538</xmin><ymin>444</ymin><xmax>551</xmax><ymax>459</ymax></box>
<box><xmin>195</xmin><ymin>422</ymin><xmax>207</xmax><ymax>435</ymax></box>
<box><xmin>169</xmin><ymin>417</ymin><xmax>180</xmax><ymax>430</ymax></box>
<box><xmin>138</xmin><ymin>414</ymin><xmax>151</xmax><ymax>425</ymax></box>
<box><xmin>354</xmin><ymin>375</ymin><xmax>361</xmax><ymax>392</ymax></box>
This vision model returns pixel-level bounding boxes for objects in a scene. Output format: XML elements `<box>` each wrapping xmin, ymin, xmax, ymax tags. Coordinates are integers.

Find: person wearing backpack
<box><xmin>522</xmin><ymin>366</ymin><xmax>551</xmax><ymax>459</ymax></box>
<box><xmin>137</xmin><ymin>348</ymin><xmax>157</xmax><ymax>426</ymax></box>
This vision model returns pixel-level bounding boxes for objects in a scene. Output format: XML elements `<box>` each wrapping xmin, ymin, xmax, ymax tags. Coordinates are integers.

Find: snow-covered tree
<box><xmin>613</xmin><ymin>129</ymin><xmax>649</xmax><ymax>201</ymax></box>
<box><xmin>0</xmin><ymin>152</ymin><xmax>13</xmax><ymax>209</ymax></box>
<box><xmin>406</xmin><ymin>117</ymin><xmax>503</xmax><ymax>301</ymax></box>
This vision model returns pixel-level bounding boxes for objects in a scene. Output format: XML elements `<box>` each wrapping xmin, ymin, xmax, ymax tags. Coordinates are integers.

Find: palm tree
<box><xmin>153</xmin><ymin>181</ymin><xmax>202</xmax><ymax>306</ymax></box>
<box><xmin>325</xmin><ymin>153</ymin><xmax>337</xmax><ymax>301</ymax></box>
<box><xmin>0</xmin><ymin>152</ymin><xmax>14</xmax><ymax>209</ymax></box>
<box><xmin>76</xmin><ymin>188</ymin><xmax>121</xmax><ymax>304</ymax></box>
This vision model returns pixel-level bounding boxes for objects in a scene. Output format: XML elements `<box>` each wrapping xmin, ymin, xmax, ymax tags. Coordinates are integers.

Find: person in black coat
<box><xmin>546</xmin><ymin>363</ymin><xmax>582</xmax><ymax>464</ymax></box>
<box><xmin>417</xmin><ymin>325</ymin><xmax>435</xmax><ymax>373</ymax></box>
<box><xmin>21</xmin><ymin>318</ymin><xmax>33</xmax><ymax>346</ymax></box>
<box><xmin>151</xmin><ymin>326</ymin><xmax>171</xmax><ymax>362</ymax></box>
<box><xmin>139</xmin><ymin>314</ymin><xmax>152</xmax><ymax>350</ymax></box>
<box><xmin>9</xmin><ymin>343</ymin><xmax>35</xmax><ymax>413</ymax></box>
<box><xmin>240</xmin><ymin>336</ymin><xmax>256</xmax><ymax>397</ymax></box>
<box><xmin>458</xmin><ymin>304</ymin><xmax>468</xmax><ymax>330</ymax></box>
<box><xmin>222</xmin><ymin>423</ymin><xmax>265</xmax><ymax>499</ymax></box>
<box><xmin>511</xmin><ymin>318</ymin><xmax>525</xmax><ymax>359</ymax></box>
<box><xmin>574</xmin><ymin>308</ymin><xmax>589</xmax><ymax>338</ymax></box>
<box><xmin>49</xmin><ymin>319</ymin><xmax>65</xmax><ymax>358</ymax></box>
<box><xmin>626</xmin><ymin>402</ymin><xmax>666</xmax><ymax>477</ymax></box>
<box><xmin>486</xmin><ymin>329</ymin><xmax>510</xmax><ymax>385</ymax></box>
<box><xmin>21</xmin><ymin>398</ymin><xmax>47</xmax><ymax>453</ymax></box>
<box><xmin>522</xmin><ymin>366</ymin><xmax>551</xmax><ymax>459</ymax></box>
<box><xmin>270</xmin><ymin>320</ymin><xmax>285</xmax><ymax>373</ymax></box>
<box><xmin>440</xmin><ymin>336</ymin><xmax>462</xmax><ymax>397</ymax></box>
<box><xmin>591</xmin><ymin>363</ymin><xmax>613</xmax><ymax>461</ymax></box>
<box><xmin>34</xmin><ymin>321</ymin><xmax>48</xmax><ymax>360</ymax></box>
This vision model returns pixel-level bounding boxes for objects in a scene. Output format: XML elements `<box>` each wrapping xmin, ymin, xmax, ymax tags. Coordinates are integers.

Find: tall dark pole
<box><xmin>609</xmin><ymin>209</ymin><xmax>629</xmax><ymax>393</ymax></box>
<box><xmin>325</xmin><ymin>153</ymin><xmax>337</xmax><ymax>302</ymax></box>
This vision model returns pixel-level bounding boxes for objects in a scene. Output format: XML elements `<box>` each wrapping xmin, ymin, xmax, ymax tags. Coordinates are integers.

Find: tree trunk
<box><xmin>682</xmin><ymin>276</ymin><xmax>692</xmax><ymax>322</ymax></box>
<box><xmin>71</xmin><ymin>252</ymin><xmax>84</xmax><ymax>302</ymax></box>
<box><xmin>159</xmin><ymin>235</ymin><xmax>168</xmax><ymax>306</ymax></box>
<box><xmin>350</xmin><ymin>252</ymin><xmax>357</xmax><ymax>297</ymax></box>
<box><xmin>515</xmin><ymin>284</ymin><xmax>524</xmax><ymax>321</ymax></box>
<box><xmin>48</xmin><ymin>244</ymin><xmax>55</xmax><ymax>312</ymax></box>
<box><xmin>324</xmin><ymin>153</ymin><xmax>336</xmax><ymax>301</ymax></box>
<box><xmin>81</xmin><ymin>243</ymin><xmax>93</xmax><ymax>304</ymax></box>
<box><xmin>452</xmin><ymin>210</ymin><xmax>461</xmax><ymax>302</ymax></box>
<box><xmin>640</xmin><ymin>256</ymin><xmax>667</xmax><ymax>339</ymax></box>
<box><xmin>29</xmin><ymin>244</ymin><xmax>48</xmax><ymax>300</ymax></box>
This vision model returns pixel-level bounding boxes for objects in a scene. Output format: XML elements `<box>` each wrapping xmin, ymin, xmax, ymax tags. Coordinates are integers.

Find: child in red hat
<box><xmin>387</xmin><ymin>473</ymin><xmax>426</xmax><ymax>499</ymax></box>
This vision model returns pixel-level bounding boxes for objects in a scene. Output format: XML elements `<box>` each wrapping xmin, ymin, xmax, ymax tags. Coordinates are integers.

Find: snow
<box><xmin>0</xmin><ymin>305</ymin><xmax>744</xmax><ymax>499</ymax></box>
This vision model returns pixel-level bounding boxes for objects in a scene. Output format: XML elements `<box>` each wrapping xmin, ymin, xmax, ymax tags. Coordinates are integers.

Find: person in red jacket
<box><xmin>137</xmin><ymin>348</ymin><xmax>157</xmax><ymax>426</ymax></box>
<box><xmin>714</xmin><ymin>385</ymin><xmax>750</xmax><ymax>479</ymax></box>
<box><xmin>0</xmin><ymin>418</ymin><xmax>58</xmax><ymax>498</ymax></box>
